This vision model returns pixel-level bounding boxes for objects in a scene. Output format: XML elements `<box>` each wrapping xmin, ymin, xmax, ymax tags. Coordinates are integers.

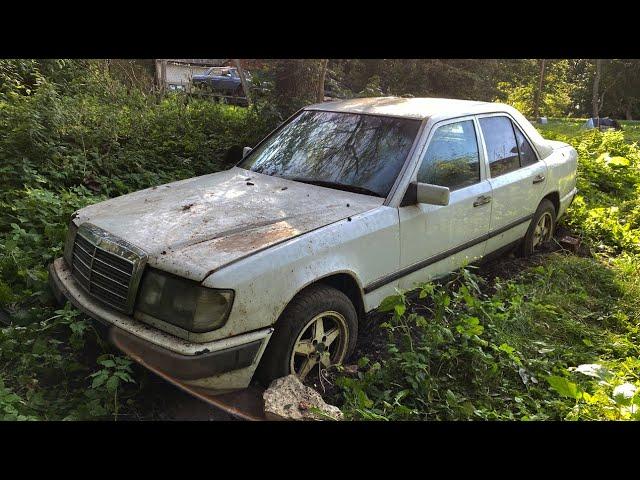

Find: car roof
<box><xmin>304</xmin><ymin>96</ymin><xmax>554</xmax><ymax>159</ymax></box>
<box><xmin>304</xmin><ymin>96</ymin><xmax>507</xmax><ymax>120</ymax></box>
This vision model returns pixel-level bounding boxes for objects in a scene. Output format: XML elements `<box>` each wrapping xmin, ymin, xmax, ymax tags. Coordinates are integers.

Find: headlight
<box><xmin>63</xmin><ymin>220</ymin><xmax>78</xmax><ymax>267</ymax></box>
<box><xmin>134</xmin><ymin>268</ymin><xmax>234</xmax><ymax>333</ymax></box>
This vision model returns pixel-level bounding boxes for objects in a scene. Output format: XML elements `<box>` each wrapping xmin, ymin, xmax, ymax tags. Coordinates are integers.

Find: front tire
<box><xmin>255</xmin><ymin>284</ymin><xmax>358</xmax><ymax>385</ymax></box>
<box><xmin>521</xmin><ymin>199</ymin><xmax>556</xmax><ymax>256</ymax></box>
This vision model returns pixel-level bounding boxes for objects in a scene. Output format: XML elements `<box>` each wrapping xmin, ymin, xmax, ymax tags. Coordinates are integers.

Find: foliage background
<box><xmin>0</xmin><ymin>59</ymin><xmax>639</xmax><ymax>420</ymax></box>
<box><xmin>0</xmin><ymin>60</ymin><xmax>279</xmax><ymax>419</ymax></box>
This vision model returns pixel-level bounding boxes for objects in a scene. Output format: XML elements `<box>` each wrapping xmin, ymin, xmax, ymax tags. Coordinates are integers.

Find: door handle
<box><xmin>473</xmin><ymin>195</ymin><xmax>491</xmax><ymax>207</ymax></box>
<box><xmin>533</xmin><ymin>174</ymin><xmax>546</xmax><ymax>184</ymax></box>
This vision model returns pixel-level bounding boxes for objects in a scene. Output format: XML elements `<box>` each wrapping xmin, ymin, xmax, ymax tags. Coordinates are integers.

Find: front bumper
<box><xmin>48</xmin><ymin>257</ymin><xmax>273</xmax><ymax>397</ymax></box>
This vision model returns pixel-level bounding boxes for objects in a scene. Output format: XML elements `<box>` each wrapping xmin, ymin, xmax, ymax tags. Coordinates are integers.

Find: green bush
<box><xmin>0</xmin><ymin>60</ymin><xmax>279</xmax><ymax>420</ymax></box>
<box><xmin>336</xmin><ymin>255</ymin><xmax>640</xmax><ymax>421</ymax></box>
<box><xmin>0</xmin><ymin>65</ymin><xmax>278</xmax><ymax>196</ymax></box>
<box><xmin>563</xmin><ymin>130</ymin><xmax>640</xmax><ymax>254</ymax></box>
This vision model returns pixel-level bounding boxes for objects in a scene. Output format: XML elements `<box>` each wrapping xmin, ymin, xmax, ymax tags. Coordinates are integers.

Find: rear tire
<box><xmin>521</xmin><ymin>199</ymin><xmax>556</xmax><ymax>256</ymax></box>
<box><xmin>255</xmin><ymin>284</ymin><xmax>358</xmax><ymax>386</ymax></box>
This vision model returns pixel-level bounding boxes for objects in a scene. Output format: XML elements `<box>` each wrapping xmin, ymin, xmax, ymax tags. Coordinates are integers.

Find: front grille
<box><xmin>70</xmin><ymin>223</ymin><xmax>147</xmax><ymax>314</ymax></box>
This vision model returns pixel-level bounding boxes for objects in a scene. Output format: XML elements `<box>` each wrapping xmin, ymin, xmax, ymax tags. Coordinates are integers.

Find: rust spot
<box><xmin>211</xmin><ymin>221</ymin><xmax>299</xmax><ymax>254</ymax></box>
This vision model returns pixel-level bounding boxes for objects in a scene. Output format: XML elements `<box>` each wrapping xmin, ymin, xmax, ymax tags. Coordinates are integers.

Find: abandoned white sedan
<box><xmin>49</xmin><ymin>97</ymin><xmax>577</xmax><ymax>395</ymax></box>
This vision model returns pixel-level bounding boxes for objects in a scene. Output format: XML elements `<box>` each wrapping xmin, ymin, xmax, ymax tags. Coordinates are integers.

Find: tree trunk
<box><xmin>592</xmin><ymin>59</ymin><xmax>602</xmax><ymax>119</ymax></box>
<box><xmin>625</xmin><ymin>102</ymin><xmax>633</xmax><ymax>120</ymax></box>
<box><xmin>234</xmin><ymin>59</ymin><xmax>252</xmax><ymax>106</ymax></box>
<box><xmin>274</xmin><ymin>59</ymin><xmax>321</xmax><ymax>116</ymax></box>
<box><xmin>533</xmin><ymin>59</ymin><xmax>547</xmax><ymax>119</ymax></box>
<box><xmin>155</xmin><ymin>59</ymin><xmax>167</xmax><ymax>95</ymax></box>
<box><xmin>316</xmin><ymin>59</ymin><xmax>329</xmax><ymax>103</ymax></box>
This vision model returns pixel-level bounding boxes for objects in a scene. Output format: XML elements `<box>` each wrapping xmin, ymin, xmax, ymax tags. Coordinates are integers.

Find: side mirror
<box><xmin>411</xmin><ymin>181</ymin><xmax>450</xmax><ymax>206</ymax></box>
<box><xmin>243</xmin><ymin>146</ymin><xmax>253</xmax><ymax>158</ymax></box>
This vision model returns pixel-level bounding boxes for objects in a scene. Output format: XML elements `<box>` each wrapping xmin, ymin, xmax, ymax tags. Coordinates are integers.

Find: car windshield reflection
<box><xmin>239</xmin><ymin>110</ymin><xmax>421</xmax><ymax>198</ymax></box>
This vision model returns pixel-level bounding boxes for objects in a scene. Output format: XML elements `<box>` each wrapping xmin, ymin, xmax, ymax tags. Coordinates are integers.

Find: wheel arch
<box><xmin>542</xmin><ymin>191</ymin><xmax>560</xmax><ymax>218</ymax></box>
<box><xmin>315</xmin><ymin>273</ymin><xmax>366</xmax><ymax>323</ymax></box>
<box><xmin>275</xmin><ymin>271</ymin><xmax>366</xmax><ymax>327</ymax></box>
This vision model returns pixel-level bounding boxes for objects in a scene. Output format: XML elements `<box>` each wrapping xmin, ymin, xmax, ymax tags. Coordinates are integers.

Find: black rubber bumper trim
<box><xmin>364</xmin><ymin>213</ymin><xmax>534</xmax><ymax>293</ymax></box>
<box><xmin>110</xmin><ymin>329</ymin><xmax>262</xmax><ymax>380</ymax></box>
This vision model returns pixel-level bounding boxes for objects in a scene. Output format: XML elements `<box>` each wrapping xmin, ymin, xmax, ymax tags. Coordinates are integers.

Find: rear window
<box><xmin>514</xmin><ymin>125</ymin><xmax>538</xmax><ymax>167</ymax></box>
<box><xmin>479</xmin><ymin>116</ymin><xmax>520</xmax><ymax>178</ymax></box>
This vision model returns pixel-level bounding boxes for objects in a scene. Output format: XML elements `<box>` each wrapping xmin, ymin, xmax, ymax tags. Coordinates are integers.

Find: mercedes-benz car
<box><xmin>49</xmin><ymin>97</ymin><xmax>578</xmax><ymax>395</ymax></box>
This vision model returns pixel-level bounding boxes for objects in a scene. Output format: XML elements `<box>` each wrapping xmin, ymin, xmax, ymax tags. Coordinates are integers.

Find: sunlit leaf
<box><xmin>546</xmin><ymin>376</ymin><xmax>583</xmax><ymax>400</ymax></box>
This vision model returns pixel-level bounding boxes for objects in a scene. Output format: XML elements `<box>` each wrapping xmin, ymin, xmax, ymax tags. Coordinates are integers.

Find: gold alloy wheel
<box><xmin>290</xmin><ymin>310</ymin><xmax>349</xmax><ymax>381</ymax></box>
<box><xmin>532</xmin><ymin>212</ymin><xmax>553</xmax><ymax>249</ymax></box>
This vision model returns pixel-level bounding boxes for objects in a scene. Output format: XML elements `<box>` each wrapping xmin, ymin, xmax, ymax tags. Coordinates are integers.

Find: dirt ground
<box><xmin>131</xmin><ymin>373</ymin><xmax>238</xmax><ymax>421</ymax></box>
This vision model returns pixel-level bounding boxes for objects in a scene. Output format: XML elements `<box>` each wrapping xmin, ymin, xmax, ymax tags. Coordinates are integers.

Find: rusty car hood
<box><xmin>74</xmin><ymin>167</ymin><xmax>384</xmax><ymax>282</ymax></box>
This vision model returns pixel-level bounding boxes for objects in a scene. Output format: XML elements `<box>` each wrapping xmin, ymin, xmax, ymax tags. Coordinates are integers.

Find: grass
<box><xmin>536</xmin><ymin>117</ymin><xmax>640</xmax><ymax>144</ymax></box>
<box><xmin>329</xmin><ymin>251</ymin><xmax>640</xmax><ymax>421</ymax></box>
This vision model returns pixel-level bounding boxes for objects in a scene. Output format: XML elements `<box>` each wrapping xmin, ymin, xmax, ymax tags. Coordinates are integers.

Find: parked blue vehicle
<box><xmin>192</xmin><ymin>67</ymin><xmax>249</xmax><ymax>96</ymax></box>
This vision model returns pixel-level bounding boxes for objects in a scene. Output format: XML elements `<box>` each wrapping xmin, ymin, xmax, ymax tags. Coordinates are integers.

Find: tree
<box><xmin>316</xmin><ymin>59</ymin><xmax>328</xmax><ymax>103</ymax></box>
<box><xmin>599</xmin><ymin>59</ymin><xmax>640</xmax><ymax>120</ymax></box>
<box><xmin>273</xmin><ymin>59</ymin><xmax>328</xmax><ymax>117</ymax></box>
<box><xmin>234</xmin><ymin>59</ymin><xmax>252</xmax><ymax>106</ymax></box>
<box><xmin>533</xmin><ymin>59</ymin><xmax>547</xmax><ymax>119</ymax></box>
<box><xmin>495</xmin><ymin>60</ymin><xmax>574</xmax><ymax>118</ymax></box>
<box><xmin>592</xmin><ymin>59</ymin><xmax>602</xmax><ymax>118</ymax></box>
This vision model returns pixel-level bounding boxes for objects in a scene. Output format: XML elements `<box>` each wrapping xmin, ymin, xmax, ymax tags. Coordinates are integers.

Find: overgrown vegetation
<box><xmin>0</xmin><ymin>60</ymin><xmax>278</xmax><ymax>419</ymax></box>
<box><xmin>333</xmin><ymin>126</ymin><xmax>640</xmax><ymax>421</ymax></box>
<box><xmin>1</xmin><ymin>59</ymin><xmax>639</xmax><ymax>420</ymax></box>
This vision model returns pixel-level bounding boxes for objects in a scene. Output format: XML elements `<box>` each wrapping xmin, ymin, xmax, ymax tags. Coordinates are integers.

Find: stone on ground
<box><xmin>263</xmin><ymin>374</ymin><xmax>343</xmax><ymax>421</ymax></box>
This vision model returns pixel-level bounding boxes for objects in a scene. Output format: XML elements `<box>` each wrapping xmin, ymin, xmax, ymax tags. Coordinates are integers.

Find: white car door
<box><xmin>477</xmin><ymin>115</ymin><xmax>549</xmax><ymax>254</ymax></box>
<box><xmin>397</xmin><ymin>117</ymin><xmax>493</xmax><ymax>290</ymax></box>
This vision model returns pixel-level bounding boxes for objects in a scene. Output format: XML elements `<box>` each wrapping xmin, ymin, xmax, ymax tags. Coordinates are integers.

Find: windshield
<box><xmin>238</xmin><ymin>110</ymin><xmax>421</xmax><ymax>197</ymax></box>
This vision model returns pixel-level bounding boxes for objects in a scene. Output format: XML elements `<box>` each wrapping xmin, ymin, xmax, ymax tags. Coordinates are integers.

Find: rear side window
<box><xmin>417</xmin><ymin>120</ymin><xmax>480</xmax><ymax>191</ymax></box>
<box><xmin>514</xmin><ymin>126</ymin><xmax>538</xmax><ymax>167</ymax></box>
<box><xmin>479</xmin><ymin>116</ymin><xmax>520</xmax><ymax>178</ymax></box>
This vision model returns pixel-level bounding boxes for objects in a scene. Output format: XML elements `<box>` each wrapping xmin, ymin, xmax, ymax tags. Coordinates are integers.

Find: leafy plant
<box><xmin>0</xmin><ymin>59</ymin><xmax>279</xmax><ymax>420</ymax></box>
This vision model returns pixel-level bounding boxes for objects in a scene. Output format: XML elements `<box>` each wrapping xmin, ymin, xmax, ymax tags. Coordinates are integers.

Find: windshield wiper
<box><xmin>283</xmin><ymin>177</ymin><xmax>383</xmax><ymax>198</ymax></box>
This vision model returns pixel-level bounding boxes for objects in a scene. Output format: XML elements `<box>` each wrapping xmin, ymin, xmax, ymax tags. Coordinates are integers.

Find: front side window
<box><xmin>479</xmin><ymin>116</ymin><xmax>520</xmax><ymax>178</ymax></box>
<box><xmin>239</xmin><ymin>110</ymin><xmax>421</xmax><ymax>197</ymax></box>
<box><xmin>417</xmin><ymin>120</ymin><xmax>480</xmax><ymax>190</ymax></box>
